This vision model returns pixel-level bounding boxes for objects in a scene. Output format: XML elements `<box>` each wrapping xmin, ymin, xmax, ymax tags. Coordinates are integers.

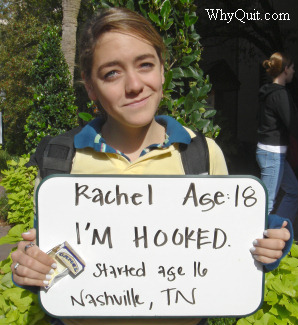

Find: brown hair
<box><xmin>79</xmin><ymin>7</ymin><xmax>166</xmax><ymax>81</ymax></box>
<box><xmin>262</xmin><ymin>52</ymin><xmax>293</xmax><ymax>78</ymax></box>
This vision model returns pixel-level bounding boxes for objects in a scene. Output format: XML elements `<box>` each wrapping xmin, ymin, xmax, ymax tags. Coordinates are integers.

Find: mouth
<box><xmin>123</xmin><ymin>95</ymin><xmax>151</xmax><ymax>108</ymax></box>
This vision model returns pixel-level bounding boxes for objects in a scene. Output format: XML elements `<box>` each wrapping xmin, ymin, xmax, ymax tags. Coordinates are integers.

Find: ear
<box><xmin>81</xmin><ymin>72</ymin><xmax>97</xmax><ymax>101</ymax></box>
<box><xmin>161</xmin><ymin>64</ymin><xmax>165</xmax><ymax>85</ymax></box>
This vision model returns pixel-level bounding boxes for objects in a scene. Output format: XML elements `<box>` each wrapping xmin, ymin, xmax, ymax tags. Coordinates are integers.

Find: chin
<box><xmin>123</xmin><ymin>115</ymin><xmax>156</xmax><ymax>129</ymax></box>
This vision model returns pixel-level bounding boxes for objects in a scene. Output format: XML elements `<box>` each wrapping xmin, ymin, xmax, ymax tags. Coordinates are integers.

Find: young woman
<box><xmin>12</xmin><ymin>8</ymin><xmax>292</xmax><ymax>325</ymax></box>
<box><xmin>256</xmin><ymin>52</ymin><xmax>298</xmax><ymax>223</ymax></box>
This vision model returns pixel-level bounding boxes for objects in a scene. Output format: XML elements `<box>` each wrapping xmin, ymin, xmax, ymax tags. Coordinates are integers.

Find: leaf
<box><xmin>163</xmin><ymin>70</ymin><xmax>173</xmax><ymax>90</ymax></box>
<box><xmin>255</xmin><ymin>313</ymin><xmax>277</xmax><ymax>325</ymax></box>
<box><xmin>290</xmin><ymin>244</ymin><xmax>298</xmax><ymax>258</ymax></box>
<box><xmin>160</xmin><ymin>0</ymin><xmax>171</xmax><ymax>23</ymax></box>
<box><xmin>172</xmin><ymin>68</ymin><xmax>184</xmax><ymax>79</ymax></box>
<box><xmin>236</xmin><ymin>319</ymin><xmax>252</xmax><ymax>325</ymax></box>
<box><xmin>204</xmin><ymin>109</ymin><xmax>217</xmax><ymax>118</ymax></box>
<box><xmin>183</xmin><ymin>66</ymin><xmax>201</xmax><ymax>79</ymax></box>
<box><xmin>78</xmin><ymin>112</ymin><xmax>93</xmax><ymax>122</ymax></box>
<box><xmin>181</xmin><ymin>54</ymin><xmax>197</xmax><ymax>67</ymax></box>
<box><xmin>184</xmin><ymin>13</ymin><xmax>198</xmax><ymax>27</ymax></box>
<box><xmin>1</xmin><ymin>308</ymin><xmax>19</xmax><ymax>324</ymax></box>
<box><xmin>148</xmin><ymin>12</ymin><xmax>161</xmax><ymax>26</ymax></box>
<box><xmin>196</xmin><ymin>119</ymin><xmax>210</xmax><ymax>130</ymax></box>
<box><xmin>3</xmin><ymin>288</ymin><xmax>33</xmax><ymax>313</ymax></box>
<box><xmin>125</xmin><ymin>0</ymin><xmax>135</xmax><ymax>11</ymax></box>
<box><xmin>190</xmin><ymin>111</ymin><xmax>201</xmax><ymax>124</ymax></box>
<box><xmin>164</xmin><ymin>37</ymin><xmax>174</xmax><ymax>46</ymax></box>
<box><xmin>266</xmin><ymin>290</ymin><xmax>279</xmax><ymax>306</ymax></box>
<box><xmin>184</xmin><ymin>93</ymin><xmax>195</xmax><ymax>113</ymax></box>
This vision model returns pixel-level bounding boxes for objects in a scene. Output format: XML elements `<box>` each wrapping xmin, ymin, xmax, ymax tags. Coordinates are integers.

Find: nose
<box><xmin>125</xmin><ymin>70</ymin><xmax>144</xmax><ymax>95</ymax></box>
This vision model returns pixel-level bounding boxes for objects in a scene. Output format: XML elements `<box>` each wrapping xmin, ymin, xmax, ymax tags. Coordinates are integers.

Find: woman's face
<box><xmin>85</xmin><ymin>31</ymin><xmax>164</xmax><ymax>129</ymax></box>
<box><xmin>285</xmin><ymin>63</ymin><xmax>295</xmax><ymax>83</ymax></box>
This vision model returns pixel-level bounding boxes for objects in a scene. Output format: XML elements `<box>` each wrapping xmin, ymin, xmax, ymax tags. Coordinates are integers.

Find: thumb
<box><xmin>281</xmin><ymin>221</ymin><xmax>288</xmax><ymax>229</ymax></box>
<box><xmin>22</xmin><ymin>228</ymin><xmax>36</xmax><ymax>242</ymax></box>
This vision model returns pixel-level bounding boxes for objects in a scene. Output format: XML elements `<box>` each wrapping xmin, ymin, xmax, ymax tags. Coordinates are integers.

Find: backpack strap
<box><xmin>27</xmin><ymin>127</ymin><xmax>209</xmax><ymax>178</ymax></box>
<box><xmin>179</xmin><ymin>131</ymin><xmax>210</xmax><ymax>175</ymax></box>
<box><xmin>26</xmin><ymin>127</ymin><xmax>82</xmax><ymax>179</ymax></box>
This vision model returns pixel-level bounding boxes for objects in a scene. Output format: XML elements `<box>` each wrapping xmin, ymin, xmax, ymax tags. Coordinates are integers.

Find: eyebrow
<box><xmin>97</xmin><ymin>53</ymin><xmax>157</xmax><ymax>73</ymax></box>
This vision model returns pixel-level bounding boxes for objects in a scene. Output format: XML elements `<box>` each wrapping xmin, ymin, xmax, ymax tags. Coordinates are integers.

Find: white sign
<box><xmin>37</xmin><ymin>175</ymin><xmax>267</xmax><ymax>318</ymax></box>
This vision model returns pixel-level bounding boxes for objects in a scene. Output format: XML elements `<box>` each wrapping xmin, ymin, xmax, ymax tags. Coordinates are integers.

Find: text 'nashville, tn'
<box><xmin>71</xmin><ymin>287</ymin><xmax>198</xmax><ymax>308</ymax></box>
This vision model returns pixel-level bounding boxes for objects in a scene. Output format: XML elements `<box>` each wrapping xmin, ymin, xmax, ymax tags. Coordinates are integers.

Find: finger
<box><xmin>253</xmin><ymin>238</ymin><xmax>286</xmax><ymax>251</ymax></box>
<box><xmin>15</xmin><ymin>253</ymin><xmax>55</xmax><ymax>275</ymax></box>
<box><xmin>250</xmin><ymin>245</ymin><xmax>283</xmax><ymax>261</ymax></box>
<box><xmin>264</xmin><ymin>227</ymin><xmax>290</xmax><ymax>241</ymax></box>
<box><xmin>17</xmin><ymin>242</ymin><xmax>56</xmax><ymax>268</ymax></box>
<box><xmin>11</xmin><ymin>262</ymin><xmax>54</xmax><ymax>282</ymax></box>
<box><xmin>281</xmin><ymin>221</ymin><xmax>288</xmax><ymax>228</ymax></box>
<box><xmin>21</xmin><ymin>228</ymin><xmax>36</xmax><ymax>242</ymax></box>
<box><xmin>251</xmin><ymin>254</ymin><xmax>279</xmax><ymax>265</ymax></box>
<box><xmin>12</xmin><ymin>272</ymin><xmax>50</xmax><ymax>287</ymax></box>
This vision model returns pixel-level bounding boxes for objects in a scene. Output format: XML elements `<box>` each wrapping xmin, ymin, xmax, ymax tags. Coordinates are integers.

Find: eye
<box><xmin>140</xmin><ymin>62</ymin><xmax>154</xmax><ymax>70</ymax></box>
<box><xmin>103</xmin><ymin>70</ymin><xmax>119</xmax><ymax>80</ymax></box>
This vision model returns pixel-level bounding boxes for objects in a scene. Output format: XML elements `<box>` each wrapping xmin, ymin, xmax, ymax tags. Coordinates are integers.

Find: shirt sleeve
<box><xmin>206</xmin><ymin>138</ymin><xmax>228</xmax><ymax>175</ymax></box>
<box><xmin>263</xmin><ymin>214</ymin><xmax>294</xmax><ymax>272</ymax></box>
<box><xmin>270</xmin><ymin>89</ymin><xmax>298</xmax><ymax>140</ymax></box>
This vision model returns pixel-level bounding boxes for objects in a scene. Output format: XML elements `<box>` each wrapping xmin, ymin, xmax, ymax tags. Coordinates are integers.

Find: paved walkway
<box><xmin>0</xmin><ymin>225</ymin><xmax>17</xmax><ymax>260</ymax></box>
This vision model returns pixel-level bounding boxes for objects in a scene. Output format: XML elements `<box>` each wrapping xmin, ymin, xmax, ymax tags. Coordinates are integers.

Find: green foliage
<box><xmin>0</xmin><ymin>156</ymin><xmax>37</xmax><ymax>239</ymax></box>
<box><xmin>0</xmin><ymin>195</ymin><xmax>9</xmax><ymax>222</ymax></box>
<box><xmin>0</xmin><ymin>0</ymin><xmax>62</xmax><ymax>156</ymax></box>
<box><xmin>208</xmin><ymin>318</ymin><xmax>236</xmax><ymax>325</ymax></box>
<box><xmin>0</xmin><ymin>9</ymin><xmax>42</xmax><ymax>155</ymax></box>
<box><xmin>24</xmin><ymin>25</ymin><xmax>78</xmax><ymax>152</ymax></box>
<box><xmin>236</xmin><ymin>243</ymin><xmax>298</xmax><ymax>325</ymax></box>
<box><xmin>89</xmin><ymin>0</ymin><xmax>219</xmax><ymax>137</ymax></box>
<box><xmin>0</xmin><ymin>156</ymin><xmax>50</xmax><ymax>324</ymax></box>
<box><xmin>0</xmin><ymin>148</ymin><xmax>13</xmax><ymax>172</ymax></box>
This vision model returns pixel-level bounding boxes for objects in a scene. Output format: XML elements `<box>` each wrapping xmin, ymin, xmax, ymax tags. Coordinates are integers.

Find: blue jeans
<box><xmin>256</xmin><ymin>147</ymin><xmax>298</xmax><ymax>223</ymax></box>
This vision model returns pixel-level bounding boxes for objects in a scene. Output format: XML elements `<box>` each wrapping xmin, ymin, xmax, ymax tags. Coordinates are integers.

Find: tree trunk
<box><xmin>61</xmin><ymin>0</ymin><xmax>81</xmax><ymax>84</ymax></box>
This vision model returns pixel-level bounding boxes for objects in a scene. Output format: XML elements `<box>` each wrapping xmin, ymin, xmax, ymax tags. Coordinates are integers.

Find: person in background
<box><xmin>256</xmin><ymin>52</ymin><xmax>298</xmax><ymax>224</ymax></box>
<box><xmin>11</xmin><ymin>9</ymin><xmax>292</xmax><ymax>325</ymax></box>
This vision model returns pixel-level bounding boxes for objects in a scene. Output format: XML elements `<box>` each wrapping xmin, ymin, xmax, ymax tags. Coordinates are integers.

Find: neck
<box><xmin>101</xmin><ymin>118</ymin><xmax>165</xmax><ymax>162</ymax></box>
<box><xmin>273</xmin><ymin>74</ymin><xmax>286</xmax><ymax>86</ymax></box>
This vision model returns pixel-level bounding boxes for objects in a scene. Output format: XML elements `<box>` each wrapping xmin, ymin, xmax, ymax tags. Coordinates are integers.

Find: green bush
<box><xmin>0</xmin><ymin>156</ymin><xmax>37</xmax><ymax>240</ymax></box>
<box><xmin>208</xmin><ymin>318</ymin><xmax>236</xmax><ymax>325</ymax></box>
<box><xmin>236</xmin><ymin>243</ymin><xmax>298</xmax><ymax>325</ymax></box>
<box><xmin>0</xmin><ymin>195</ymin><xmax>9</xmax><ymax>223</ymax></box>
<box><xmin>0</xmin><ymin>156</ymin><xmax>51</xmax><ymax>324</ymax></box>
<box><xmin>24</xmin><ymin>25</ymin><xmax>78</xmax><ymax>152</ymax></box>
<box><xmin>0</xmin><ymin>148</ymin><xmax>13</xmax><ymax>173</ymax></box>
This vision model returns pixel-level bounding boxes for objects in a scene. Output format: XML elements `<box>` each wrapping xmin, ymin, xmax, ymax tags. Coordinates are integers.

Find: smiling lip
<box><xmin>123</xmin><ymin>96</ymin><xmax>151</xmax><ymax>107</ymax></box>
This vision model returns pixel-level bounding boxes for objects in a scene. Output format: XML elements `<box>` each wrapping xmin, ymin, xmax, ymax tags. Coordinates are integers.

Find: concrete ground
<box><xmin>0</xmin><ymin>225</ymin><xmax>17</xmax><ymax>261</ymax></box>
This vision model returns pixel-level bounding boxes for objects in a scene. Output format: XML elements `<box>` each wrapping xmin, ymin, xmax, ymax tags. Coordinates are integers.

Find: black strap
<box><xmin>179</xmin><ymin>131</ymin><xmax>209</xmax><ymax>175</ymax></box>
<box><xmin>26</xmin><ymin>127</ymin><xmax>82</xmax><ymax>179</ymax></box>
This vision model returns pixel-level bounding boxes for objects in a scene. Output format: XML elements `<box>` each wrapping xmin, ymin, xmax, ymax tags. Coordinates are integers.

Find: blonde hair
<box><xmin>79</xmin><ymin>7</ymin><xmax>166</xmax><ymax>81</ymax></box>
<box><xmin>263</xmin><ymin>52</ymin><xmax>293</xmax><ymax>78</ymax></box>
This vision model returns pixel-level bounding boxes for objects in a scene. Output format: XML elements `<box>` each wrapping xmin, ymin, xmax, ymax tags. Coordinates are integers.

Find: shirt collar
<box><xmin>74</xmin><ymin>115</ymin><xmax>191</xmax><ymax>152</ymax></box>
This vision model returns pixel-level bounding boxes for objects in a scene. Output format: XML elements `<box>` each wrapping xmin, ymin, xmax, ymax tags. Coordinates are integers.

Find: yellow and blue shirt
<box><xmin>72</xmin><ymin>115</ymin><xmax>228</xmax><ymax>176</ymax></box>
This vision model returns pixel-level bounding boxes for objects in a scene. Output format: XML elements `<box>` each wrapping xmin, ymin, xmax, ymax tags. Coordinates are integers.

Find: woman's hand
<box><xmin>250</xmin><ymin>221</ymin><xmax>291</xmax><ymax>264</ymax></box>
<box><xmin>11</xmin><ymin>229</ymin><xmax>57</xmax><ymax>287</ymax></box>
